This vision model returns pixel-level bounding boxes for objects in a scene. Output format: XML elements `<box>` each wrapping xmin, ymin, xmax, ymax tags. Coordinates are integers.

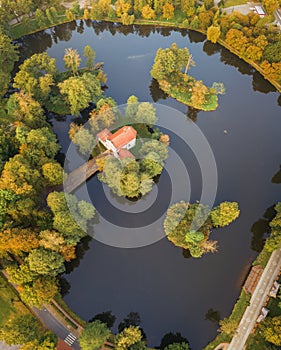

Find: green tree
<box><xmin>69</xmin><ymin>125</ymin><xmax>96</xmax><ymax>154</ymax></box>
<box><xmin>0</xmin><ymin>314</ymin><xmax>39</xmax><ymax>345</ymax></box>
<box><xmin>46</xmin><ymin>8</ymin><xmax>54</xmax><ymax>23</ymax></box>
<box><xmin>120</xmin><ymin>170</ymin><xmax>141</xmax><ymax>198</ymax></box>
<box><xmin>151</xmin><ymin>43</ymin><xmax>191</xmax><ymax>81</ymax></box>
<box><xmin>35</xmin><ymin>9</ymin><xmax>46</xmax><ymax>27</ymax></box>
<box><xmin>58</xmin><ymin>73</ymin><xmax>102</xmax><ymax>115</ymax></box>
<box><xmin>126</xmin><ymin>95</ymin><xmax>139</xmax><ymax>118</ymax></box>
<box><xmin>79</xmin><ymin>320</ymin><xmax>110</xmax><ymax>350</ymax></box>
<box><xmin>72</xmin><ymin>1</ymin><xmax>82</xmax><ymax>16</ymax></box>
<box><xmin>0</xmin><ymin>31</ymin><xmax>19</xmax><ymax>96</ymax></box>
<box><xmin>219</xmin><ymin>317</ymin><xmax>238</xmax><ymax>335</ymax></box>
<box><xmin>6</xmin><ymin>263</ymin><xmax>38</xmax><ymax>285</ymax></box>
<box><xmin>63</xmin><ymin>48</ymin><xmax>81</xmax><ymax>75</ymax></box>
<box><xmin>136</xmin><ymin>102</ymin><xmax>157</xmax><ymax>125</ymax></box>
<box><xmin>141</xmin><ymin>157</ymin><xmax>163</xmax><ymax>178</ymax></box>
<box><xmin>78</xmin><ymin>200</ymin><xmax>96</xmax><ymax>220</ymax></box>
<box><xmin>263</xmin><ymin>41</ymin><xmax>281</xmax><ymax>63</ymax></box>
<box><xmin>47</xmin><ymin>191</ymin><xmax>95</xmax><ymax>244</ymax></box>
<box><xmin>140</xmin><ymin>140</ymin><xmax>168</xmax><ymax>165</ymax></box>
<box><xmin>27</xmin><ymin>248</ymin><xmax>65</xmax><ymax>276</ymax></box>
<box><xmin>83</xmin><ymin>45</ymin><xmax>96</xmax><ymax>70</ymax></box>
<box><xmin>13</xmin><ymin>52</ymin><xmax>56</xmax><ymax>102</ymax></box>
<box><xmin>211</xmin><ymin>201</ymin><xmax>240</xmax><ymax>227</ymax></box>
<box><xmin>8</xmin><ymin>91</ymin><xmax>46</xmax><ymax>129</ymax></box>
<box><xmin>42</xmin><ymin>162</ymin><xmax>65</xmax><ymax>186</ymax></box>
<box><xmin>21</xmin><ymin>276</ymin><xmax>58</xmax><ymax>307</ymax></box>
<box><xmin>116</xmin><ymin>326</ymin><xmax>142</xmax><ymax>350</ymax></box>
<box><xmin>259</xmin><ymin>316</ymin><xmax>281</xmax><ymax>345</ymax></box>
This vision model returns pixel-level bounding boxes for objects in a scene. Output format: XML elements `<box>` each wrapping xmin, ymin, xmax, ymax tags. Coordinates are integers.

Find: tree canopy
<box><xmin>79</xmin><ymin>320</ymin><xmax>110</xmax><ymax>350</ymax></box>
<box><xmin>13</xmin><ymin>52</ymin><xmax>57</xmax><ymax>102</ymax></box>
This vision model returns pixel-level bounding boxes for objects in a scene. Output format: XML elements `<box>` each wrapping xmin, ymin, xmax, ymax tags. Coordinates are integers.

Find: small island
<box><xmin>164</xmin><ymin>201</ymin><xmax>240</xmax><ymax>258</ymax></box>
<box><xmin>69</xmin><ymin>96</ymin><xmax>169</xmax><ymax>199</ymax></box>
<box><xmin>151</xmin><ymin>43</ymin><xmax>225</xmax><ymax>111</ymax></box>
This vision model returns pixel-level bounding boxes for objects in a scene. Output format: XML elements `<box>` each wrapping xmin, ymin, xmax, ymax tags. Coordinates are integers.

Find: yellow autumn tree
<box><xmin>141</xmin><ymin>5</ymin><xmax>156</xmax><ymax>19</ymax></box>
<box><xmin>162</xmin><ymin>3</ymin><xmax>174</xmax><ymax>19</ymax></box>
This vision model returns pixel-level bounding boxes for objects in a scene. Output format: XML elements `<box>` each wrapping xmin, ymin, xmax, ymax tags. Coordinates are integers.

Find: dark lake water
<box><xmin>18</xmin><ymin>21</ymin><xmax>281</xmax><ymax>349</ymax></box>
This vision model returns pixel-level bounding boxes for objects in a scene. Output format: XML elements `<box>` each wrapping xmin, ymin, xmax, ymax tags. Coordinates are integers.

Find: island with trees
<box><xmin>151</xmin><ymin>43</ymin><xmax>225</xmax><ymax>111</ymax></box>
<box><xmin>69</xmin><ymin>94</ymin><xmax>170</xmax><ymax>198</ymax></box>
<box><xmin>164</xmin><ymin>201</ymin><xmax>240</xmax><ymax>257</ymax></box>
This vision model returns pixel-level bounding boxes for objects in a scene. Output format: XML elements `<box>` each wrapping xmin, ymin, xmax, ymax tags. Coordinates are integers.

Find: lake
<box><xmin>18</xmin><ymin>20</ymin><xmax>281</xmax><ymax>349</ymax></box>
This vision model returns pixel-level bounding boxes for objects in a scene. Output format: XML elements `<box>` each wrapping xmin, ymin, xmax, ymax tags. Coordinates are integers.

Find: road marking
<box><xmin>64</xmin><ymin>333</ymin><xmax>77</xmax><ymax>346</ymax></box>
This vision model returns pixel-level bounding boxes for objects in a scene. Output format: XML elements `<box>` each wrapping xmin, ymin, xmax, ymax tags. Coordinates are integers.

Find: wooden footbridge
<box><xmin>64</xmin><ymin>150</ymin><xmax>110</xmax><ymax>193</ymax></box>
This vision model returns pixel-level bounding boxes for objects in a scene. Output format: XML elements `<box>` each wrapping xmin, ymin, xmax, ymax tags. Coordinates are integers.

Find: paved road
<box><xmin>223</xmin><ymin>4</ymin><xmax>252</xmax><ymax>15</ymax></box>
<box><xmin>275</xmin><ymin>9</ymin><xmax>281</xmax><ymax>27</ymax></box>
<box><xmin>228</xmin><ymin>248</ymin><xmax>281</xmax><ymax>350</ymax></box>
<box><xmin>0</xmin><ymin>342</ymin><xmax>19</xmax><ymax>350</ymax></box>
<box><xmin>33</xmin><ymin>306</ymin><xmax>80</xmax><ymax>350</ymax></box>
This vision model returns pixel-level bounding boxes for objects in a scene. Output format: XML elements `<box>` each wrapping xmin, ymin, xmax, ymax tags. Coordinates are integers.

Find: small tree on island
<box><xmin>210</xmin><ymin>201</ymin><xmax>240</xmax><ymax>227</ymax></box>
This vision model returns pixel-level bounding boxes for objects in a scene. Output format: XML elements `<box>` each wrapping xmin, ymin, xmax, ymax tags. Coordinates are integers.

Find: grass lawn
<box><xmin>0</xmin><ymin>273</ymin><xmax>30</xmax><ymax>326</ymax></box>
<box><xmin>223</xmin><ymin>0</ymin><xmax>248</xmax><ymax>8</ymax></box>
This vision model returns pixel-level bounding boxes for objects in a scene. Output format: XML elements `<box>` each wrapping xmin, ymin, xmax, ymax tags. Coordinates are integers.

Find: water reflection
<box><xmin>203</xmin><ymin>40</ymin><xmax>221</xmax><ymax>56</ymax></box>
<box><xmin>205</xmin><ymin>308</ymin><xmax>221</xmax><ymax>324</ymax></box>
<box><xmin>65</xmin><ymin>235</ymin><xmax>92</xmax><ymax>274</ymax></box>
<box><xmin>117</xmin><ymin>312</ymin><xmax>146</xmax><ymax>339</ymax></box>
<box><xmin>250</xmin><ymin>205</ymin><xmax>275</xmax><ymax>252</ymax></box>
<box><xmin>160</xmin><ymin>332</ymin><xmax>189</xmax><ymax>349</ymax></box>
<box><xmin>187</xmin><ymin>30</ymin><xmax>205</xmax><ymax>43</ymax></box>
<box><xmin>118</xmin><ymin>311</ymin><xmax>141</xmax><ymax>332</ymax></box>
<box><xmin>149</xmin><ymin>79</ymin><xmax>168</xmax><ymax>102</ymax></box>
<box><xmin>51</xmin><ymin>22</ymin><xmax>74</xmax><ymax>43</ymax></box>
<box><xmin>58</xmin><ymin>276</ymin><xmax>71</xmax><ymax>297</ymax></box>
<box><xmin>272</xmin><ymin>165</ymin><xmax>281</xmax><ymax>184</ymax></box>
<box><xmin>77</xmin><ymin>20</ymin><xmax>85</xmax><ymax>34</ymax></box>
<box><xmin>90</xmin><ymin>310</ymin><xmax>116</xmax><ymax>328</ymax></box>
<box><xmin>186</xmin><ymin>107</ymin><xmax>199</xmax><ymax>123</ymax></box>
<box><xmin>17</xmin><ymin>20</ymin><xmax>280</xmax><ymax>96</ymax></box>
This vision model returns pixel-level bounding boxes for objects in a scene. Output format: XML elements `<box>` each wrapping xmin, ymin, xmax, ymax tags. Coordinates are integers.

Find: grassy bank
<box><xmin>204</xmin><ymin>290</ymin><xmax>251</xmax><ymax>349</ymax></box>
<box><xmin>168</xmin><ymin>85</ymin><xmax>218</xmax><ymax>111</ymax></box>
<box><xmin>53</xmin><ymin>294</ymin><xmax>87</xmax><ymax>328</ymax></box>
<box><xmin>0</xmin><ymin>272</ymin><xmax>30</xmax><ymax>326</ymax></box>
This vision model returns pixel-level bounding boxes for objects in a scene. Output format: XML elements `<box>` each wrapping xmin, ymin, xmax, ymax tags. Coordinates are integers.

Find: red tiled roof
<box><xmin>56</xmin><ymin>339</ymin><xmax>73</xmax><ymax>350</ymax></box>
<box><xmin>109</xmin><ymin>126</ymin><xmax>137</xmax><ymax>149</ymax></box>
<box><xmin>118</xmin><ymin>148</ymin><xmax>135</xmax><ymax>160</ymax></box>
<box><xmin>97</xmin><ymin>128</ymin><xmax>112</xmax><ymax>142</ymax></box>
